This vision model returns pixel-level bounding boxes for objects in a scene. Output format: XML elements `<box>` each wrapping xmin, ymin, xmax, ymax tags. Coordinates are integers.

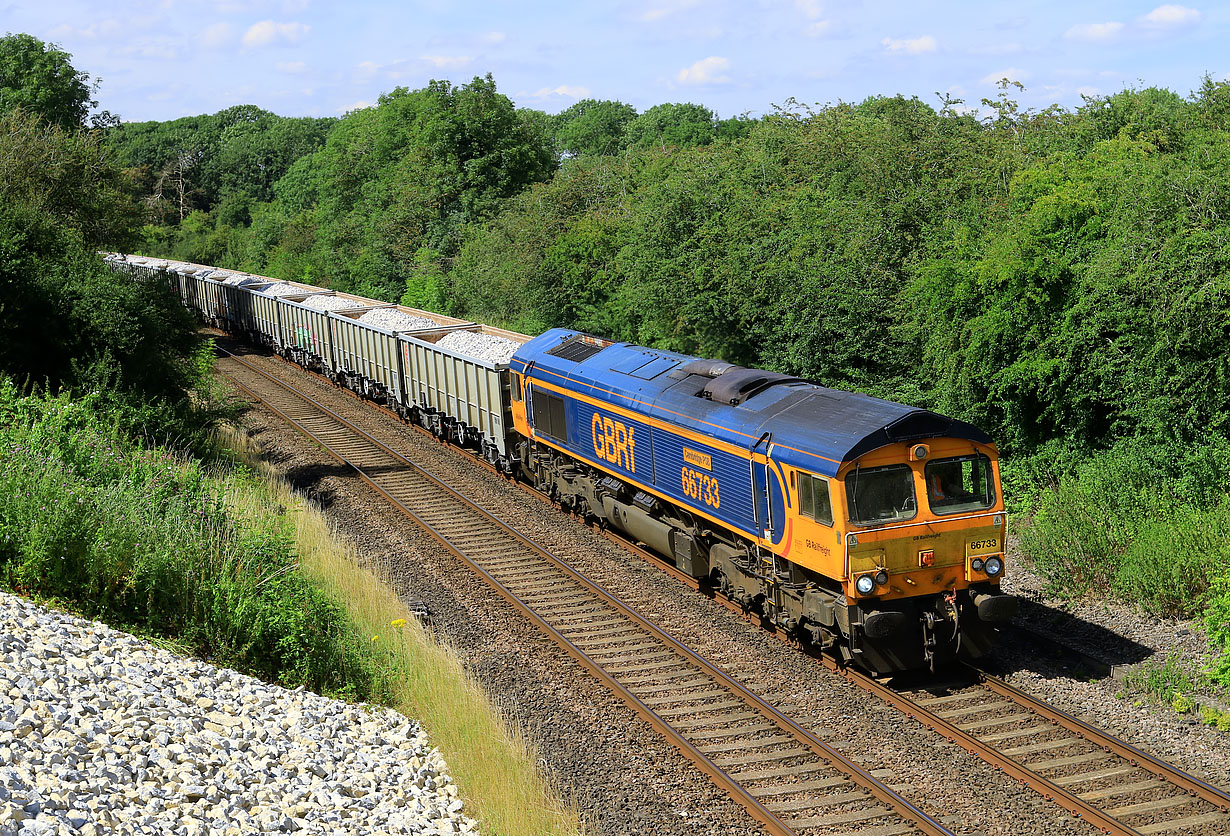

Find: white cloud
<box><xmin>805</xmin><ymin>20</ymin><xmax>832</xmax><ymax>37</ymax></box>
<box><xmin>202</xmin><ymin>22</ymin><xmax>232</xmax><ymax>48</ymax></box>
<box><xmin>282</xmin><ymin>0</ymin><xmax>310</xmax><ymax>12</ymax></box>
<box><xmin>242</xmin><ymin>20</ymin><xmax>309</xmax><ymax>48</ymax></box>
<box><xmin>1141</xmin><ymin>4</ymin><xmax>1201</xmax><ymax>27</ymax></box>
<box><xmin>340</xmin><ymin>100</ymin><xmax>372</xmax><ymax>114</ymax></box>
<box><xmin>882</xmin><ymin>35</ymin><xmax>938</xmax><ymax>55</ymax></box>
<box><xmin>482</xmin><ymin>31</ymin><xmax>506</xmax><ymax>44</ymax></box>
<box><xmin>531</xmin><ymin>85</ymin><xmax>590</xmax><ymax>99</ymax></box>
<box><xmin>1064</xmin><ymin>21</ymin><xmax>1124</xmax><ymax>41</ymax></box>
<box><xmin>795</xmin><ymin>0</ymin><xmax>823</xmax><ymax>19</ymax></box>
<box><xmin>49</xmin><ymin>19</ymin><xmax>125</xmax><ymax>40</ymax></box>
<box><xmin>276</xmin><ymin>61</ymin><xmax>307</xmax><ymax>73</ymax></box>
<box><xmin>980</xmin><ymin>67</ymin><xmax>1028</xmax><ymax>85</ymax></box>
<box><xmin>676</xmin><ymin>56</ymin><xmax>731</xmax><ymax>85</ymax></box>
<box><xmin>421</xmin><ymin>55</ymin><xmax>472</xmax><ymax>69</ymax></box>
<box><xmin>357</xmin><ymin>60</ymin><xmax>380</xmax><ymax>75</ymax></box>
<box><xmin>1076</xmin><ymin>85</ymin><xmax>1101</xmax><ymax>97</ymax></box>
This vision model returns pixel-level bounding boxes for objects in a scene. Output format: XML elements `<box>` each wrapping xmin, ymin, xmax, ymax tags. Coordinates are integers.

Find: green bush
<box><xmin>1018</xmin><ymin>436</ymin><xmax>1230</xmax><ymax>618</ymax></box>
<box><xmin>1206</xmin><ymin>576</ymin><xmax>1230</xmax><ymax>687</ymax></box>
<box><xmin>0</xmin><ymin>385</ymin><xmax>384</xmax><ymax>700</ymax></box>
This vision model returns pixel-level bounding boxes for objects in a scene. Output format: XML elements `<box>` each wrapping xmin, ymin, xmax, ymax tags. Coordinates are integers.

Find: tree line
<box><xmin>4</xmin><ymin>33</ymin><xmax>1230</xmax><ymax>655</ymax></box>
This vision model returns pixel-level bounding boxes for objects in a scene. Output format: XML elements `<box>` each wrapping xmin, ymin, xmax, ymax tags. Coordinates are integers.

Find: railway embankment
<box><xmin>0</xmin><ymin>384</ymin><xmax>579</xmax><ymax>836</ymax></box>
<box><xmin>0</xmin><ymin>591</ymin><xmax>474</xmax><ymax>835</ymax></box>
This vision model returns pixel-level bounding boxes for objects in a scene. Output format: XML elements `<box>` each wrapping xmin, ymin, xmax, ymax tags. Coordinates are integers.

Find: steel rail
<box><xmin>976</xmin><ymin>672</ymin><xmax>1230</xmax><ymax>811</ymax></box>
<box><xmin>215</xmin><ymin>347</ymin><xmax>957</xmax><ymax>836</ymax></box>
<box><xmin>832</xmin><ymin>665</ymin><xmax>1139</xmax><ymax>835</ymax></box>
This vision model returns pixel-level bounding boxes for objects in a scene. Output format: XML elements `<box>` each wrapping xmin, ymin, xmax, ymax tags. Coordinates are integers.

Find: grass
<box><xmin>0</xmin><ymin>383</ymin><xmax>581</xmax><ymax>836</ymax></box>
<box><xmin>219</xmin><ymin>423</ymin><xmax>583</xmax><ymax>836</ymax></box>
<box><xmin>1117</xmin><ymin>653</ymin><xmax>1230</xmax><ymax>732</ymax></box>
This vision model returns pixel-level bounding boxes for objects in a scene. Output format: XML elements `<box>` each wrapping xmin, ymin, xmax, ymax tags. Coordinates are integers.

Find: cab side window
<box><xmin>796</xmin><ymin>471</ymin><xmax>834</xmax><ymax>526</ymax></box>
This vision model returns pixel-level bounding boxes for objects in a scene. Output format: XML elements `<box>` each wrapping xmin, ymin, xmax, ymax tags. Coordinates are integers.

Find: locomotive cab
<box><xmin>828</xmin><ymin>439</ymin><xmax>1016</xmax><ymax>672</ymax></box>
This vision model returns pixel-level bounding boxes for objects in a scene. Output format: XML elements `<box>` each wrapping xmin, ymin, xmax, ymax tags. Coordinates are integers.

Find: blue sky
<box><xmin>6</xmin><ymin>1</ymin><xmax>1226</xmax><ymax>122</ymax></box>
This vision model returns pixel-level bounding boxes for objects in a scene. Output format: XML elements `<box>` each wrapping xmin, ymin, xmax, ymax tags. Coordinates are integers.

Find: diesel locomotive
<box><xmin>511</xmin><ymin>329</ymin><xmax>1016</xmax><ymax>674</ymax></box>
<box><xmin>112</xmin><ymin>254</ymin><xmax>1016</xmax><ymax>675</ymax></box>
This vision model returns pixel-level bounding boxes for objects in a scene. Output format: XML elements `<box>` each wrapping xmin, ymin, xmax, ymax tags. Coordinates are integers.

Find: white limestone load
<box><xmin>301</xmin><ymin>294</ymin><xmax>360</xmax><ymax>312</ymax></box>
<box><xmin>436</xmin><ymin>330</ymin><xmax>520</xmax><ymax>364</ymax></box>
<box><xmin>358</xmin><ymin>308</ymin><xmax>439</xmax><ymax>332</ymax></box>
<box><xmin>263</xmin><ymin>283</ymin><xmax>305</xmax><ymax>297</ymax></box>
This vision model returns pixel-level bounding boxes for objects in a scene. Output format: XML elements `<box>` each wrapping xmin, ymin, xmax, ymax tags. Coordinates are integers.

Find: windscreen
<box><xmin>845</xmin><ymin>464</ymin><xmax>917</xmax><ymax>525</ymax></box>
<box><xmin>924</xmin><ymin>454</ymin><xmax>995</xmax><ymax>515</ymax></box>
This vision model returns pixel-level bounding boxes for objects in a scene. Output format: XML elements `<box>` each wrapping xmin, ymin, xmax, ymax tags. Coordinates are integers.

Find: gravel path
<box><xmin>0</xmin><ymin>592</ymin><xmax>476</xmax><ymax>836</ymax></box>
<box><xmin>225</xmin><ymin>345</ymin><xmax>1153</xmax><ymax>836</ymax></box>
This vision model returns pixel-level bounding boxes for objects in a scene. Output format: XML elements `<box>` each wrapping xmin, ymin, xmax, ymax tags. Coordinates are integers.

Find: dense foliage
<box><xmin>0</xmin><ymin>387</ymin><xmax>385</xmax><ymax>699</ymax></box>
<box><xmin>0</xmin><ymin>44</ymin><xmax>392</xmax><ymax>699</ymax></box>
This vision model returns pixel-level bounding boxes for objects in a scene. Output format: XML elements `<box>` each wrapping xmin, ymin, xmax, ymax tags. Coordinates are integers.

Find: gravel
<box><xmin>358</xmin><ymin>309</ymin><xmax>440</xmax><ymax>332</ymax></box>
<box><xmin>301</xmin><ymin>295</ymin><xmax>362</xmax><ymax>312</ymax></box>
<box><xmin>434</xmin><ymin>331</ymin><xmax>519</xmax><ymax>364</ymax></box>
<box><xmin>264</xmin><ymin>284</ymin><xmax>308</xmax><ymax>297</ymax></box>
<box><xmin>0</xmin><ymin>592</ymin><xmax>476</xmax><ymax>836</ymax></box>
<box><xmin>996</xmin><ymin>557</ymin><xmax>1230</xmax><ymax>789</ymax></box>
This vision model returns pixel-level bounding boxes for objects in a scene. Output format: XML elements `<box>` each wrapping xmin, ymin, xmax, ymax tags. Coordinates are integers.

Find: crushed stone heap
<box><xmin>0</xmin><ymin>593</ymin><xmax>477</xmax><ymax>836</ymax></box>
<box><xmin>435</xmin><ymin>331</ymin><xmax>519</xmax><ymax>364</ymax></box>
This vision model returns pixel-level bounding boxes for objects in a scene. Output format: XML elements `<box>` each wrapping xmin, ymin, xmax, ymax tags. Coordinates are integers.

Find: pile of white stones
<box><xmin>358</xmin><ymin>309</ymin><xmax>440</xmax><ymax>332</ymax></box>
<box><xmin>0</xmin><ymin>593</ymin><xmax>477</xmax><ymax>836</ymax></box>
<box><xmin>301</xmin><ymin>295</ymin><xmax>361</xmax><ymax>312</ymax></box>
<box><xmin>436</xmin><ymin>331</ymin><xmax>520</xmax><ymax>365</ymax></box>
<box><xmin>264</xmin><ymin>284</ymin><xmax>306</xmax><ymax>297</ymax></box>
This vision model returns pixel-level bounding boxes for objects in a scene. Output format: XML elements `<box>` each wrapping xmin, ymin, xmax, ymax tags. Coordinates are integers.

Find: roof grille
<box><xmin>547</xmin><ymin>335</ymin><xmax>607</xmax><ymax>362</ymax></box>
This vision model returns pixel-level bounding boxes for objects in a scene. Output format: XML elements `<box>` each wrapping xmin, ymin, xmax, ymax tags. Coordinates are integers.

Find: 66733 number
<box><xmin>681</xmin><ymin>467</ymin><xmax>720</xmax><ymax>508</ymax></box>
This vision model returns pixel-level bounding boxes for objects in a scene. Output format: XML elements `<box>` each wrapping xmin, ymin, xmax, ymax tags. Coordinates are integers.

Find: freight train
<box><xmin>108</xmin><ymin>254</ymin><xmax>1017</xmax><ymax>675</ymax></box>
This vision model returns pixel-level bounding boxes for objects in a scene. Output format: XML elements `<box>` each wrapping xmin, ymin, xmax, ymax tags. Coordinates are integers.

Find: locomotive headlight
<box><xmin>855</xmin><ymin>574</ymin><xmax>877</xmax><ymax>595</ymax></box>
<box><xmin>874</xmin><ymin>569</ymin><xmax>889</xmax><ymax>586</ymax></box>
<box><xmin>984</xmin><ymin>556</ymin><xmax>1004</xmax><ymax>577</ymax></box>
<box><xmin>971</xmin><ymin>557</ymin><xmax>985</xmax><ymax>572</ymax></box>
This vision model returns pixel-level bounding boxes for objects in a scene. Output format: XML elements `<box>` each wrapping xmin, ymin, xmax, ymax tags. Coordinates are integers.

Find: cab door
<box><xmin>510</xmin><ymin>367</ymin><xmax>529</xmax><ymax>436</ymax></box>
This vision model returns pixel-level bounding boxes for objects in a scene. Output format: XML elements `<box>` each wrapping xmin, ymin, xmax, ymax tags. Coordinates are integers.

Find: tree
<box><xmin>553</xmin><ymin>99</ymin><xmax>637</xmax><ymax>157</ymax></box>
<box><xmin>0</xmin><ymin>109</ymin><xmax>140</xmax><ymax>248</ymax></box>
<box><xmin>623</xmin><ymin>102</ymin><xmax>718</xmax><ymax>150</ymax></box>
<box><xmin>0</xmin><ymin>33</ymin><xmax>98</xmax><ymax>130</ymax></box>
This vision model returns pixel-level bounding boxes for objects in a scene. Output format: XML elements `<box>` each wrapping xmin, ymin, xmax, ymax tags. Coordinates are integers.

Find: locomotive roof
<box><xmin>514</xmin><ymin>329</ymin><xmax>992</xmax><ymax>477</ymax></box>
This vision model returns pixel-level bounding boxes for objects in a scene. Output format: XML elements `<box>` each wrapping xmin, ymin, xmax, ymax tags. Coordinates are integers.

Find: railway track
<box><xmin>217</xmin><ymin>343</ymin><xmax>1230</xmax><ymax>836</ymax></box>
<box><xmin>216</xmin><ymin>347</ymin><xmax>955</xmax><ymax>836</ymax></box>
<box><xmin>585</xmin><ymin>512</ymin><xmax>1230</xmax><ymax>836</ymax></box>
<box><xmin>878</xmin><ymin>672</ymin><xmax>1230</xmax><ymax>836</ymax></box>
<box><xmin>574</xmin><ymin>525</ymin><xmax>1230</xmax><ymax>835</ymax></box>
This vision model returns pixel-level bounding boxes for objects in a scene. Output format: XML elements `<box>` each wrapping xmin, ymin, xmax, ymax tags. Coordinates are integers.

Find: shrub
<box><xmin>0</xmin><ymin>386</ymin><xmax>383</xmax><ymax>699</ymax></box>
<box><xmin>1017</xmin><ymin>436</ymin><xmax>1230</xmax><ymax>615</ymax></box>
